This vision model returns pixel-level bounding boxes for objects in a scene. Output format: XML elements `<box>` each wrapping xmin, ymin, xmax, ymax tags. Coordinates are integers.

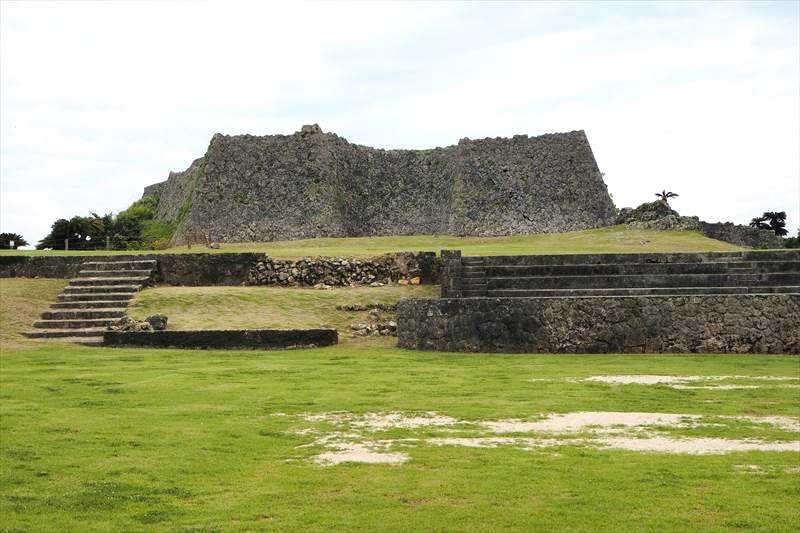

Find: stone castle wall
<box><xmin>143</xmin><ymin>125</ymin><xmax>616</xmax><ymax>244</ymax></box>
<box><xmin>397</xmin><ymin>295</ymin><xmax>800</xmax><ymax>354</ymax></box>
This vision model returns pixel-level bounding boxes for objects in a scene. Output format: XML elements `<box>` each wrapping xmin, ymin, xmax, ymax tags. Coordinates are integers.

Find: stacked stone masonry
<box><xmin>142</xmin><ymin>125</ymin><xmax>615</xmax><ymax>244</ymax></box>
<box><xmin>1</xmin><ymin>252</ymin><xmax>439</xmax><ymax>286</ymax></box>
<box><xmin>400</xmin><ymin>249</ymin><xmax>800</xmax><ymax>354</ymax></box>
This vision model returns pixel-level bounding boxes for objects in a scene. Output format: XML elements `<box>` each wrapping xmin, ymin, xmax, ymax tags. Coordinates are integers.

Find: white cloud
<box><xmin>1</xmin><ymin>1</ymin><xmax>798</xmax><ymax>243</ymax></box>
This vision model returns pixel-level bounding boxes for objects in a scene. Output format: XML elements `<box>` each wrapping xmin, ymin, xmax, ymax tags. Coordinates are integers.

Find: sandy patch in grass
<box><xmin>302</xmin><ymin>411</ymin><xmax>461</xmax><ymax>431</ymax></box>
<box><xmin>598</xmin><ymin>436</ymin><xmax>800</xmax><ymax>455</ymax></box>
<box><xmin>530</xmin><ymin>375</ymin><xmax>800</xmax><ymax>391</ymax></box>
<box><xmin>482</xmin><ymin>412</ymin><xmax>699</xmax><ymax>433</ymax></box>
<box><xmin>584</xmin><ymin>375</ymin><xmax>797</xmax><ymax>385</ymax></box>
<box><xmin>288</xmin><ymin>410</ymin><xmax>800</xmax><ymax>466</ymax></box>
<box><xmin>314</xmin><ymin>442</ymin><xmax>409</xmax><ymax>466</ymax></box>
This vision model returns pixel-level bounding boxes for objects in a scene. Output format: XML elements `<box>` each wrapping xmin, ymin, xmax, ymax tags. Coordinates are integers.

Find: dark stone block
<box><xmin>103</xmin><ymin>329</ymin><xmax>338</xmax><ymax>350</ymax></box>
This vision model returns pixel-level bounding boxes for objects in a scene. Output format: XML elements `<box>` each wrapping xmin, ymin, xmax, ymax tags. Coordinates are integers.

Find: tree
<box><xmin>0</xmin><ymin>232</ymin><xmax>29</xmax><ymax>249</ymax></box>
<box><xmin>749</xmin><ymin>211</ymin><xmax>788</xmax><ymax>237</ymax></box>
<box><xmin>655</xmin><ymin>190</ymin><xmax>678</xmax><ymax>205</ymax></box>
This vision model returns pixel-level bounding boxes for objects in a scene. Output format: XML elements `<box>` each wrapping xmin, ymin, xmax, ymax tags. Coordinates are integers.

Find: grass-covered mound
<box><xmin>129</xmin><ymin>284</ymin><xmax>437</xmax><ymax>344</ymax></box>
<box><xmin>1</xmin><ymin>226</ymin><xmax>743</xmax><ymax>257</ymax></box>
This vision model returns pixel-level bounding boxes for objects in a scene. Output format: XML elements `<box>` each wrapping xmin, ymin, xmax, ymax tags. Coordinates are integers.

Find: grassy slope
<box><xmin>0</xmin><ymin>226</ymin><xmax>742</xmax><ymax>258</ymax></box>
<box><xmin>129</xmin><ymin>285</ymin><xmax>437</xmax><ymax>344</ymax></box>
<box><xmin>0</xmin><ymin>278</ymin><xmax>66</xmax><ymax>350</ymax></box>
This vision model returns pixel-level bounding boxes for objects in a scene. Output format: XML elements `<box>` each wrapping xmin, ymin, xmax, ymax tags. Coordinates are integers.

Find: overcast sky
<box><xmin>1</xmin><ymin>1</ymin><xmax>798</xmax><ymax>244</ymax></box>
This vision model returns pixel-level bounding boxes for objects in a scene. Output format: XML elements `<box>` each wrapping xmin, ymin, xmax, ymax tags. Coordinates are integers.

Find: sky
<box><xmin>1</xmin><ymin>0</ymin><xmax>799</xmax><ymax>244</ymax></box>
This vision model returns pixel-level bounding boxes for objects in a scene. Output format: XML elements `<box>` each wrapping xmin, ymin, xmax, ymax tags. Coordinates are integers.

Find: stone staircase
<box><xmin>458</xmin><ymin>250</ymin><xmax>800</xmax><ymax>298</ymax></box>
<box><xmin>24</xmin><ymin>259</ymin><xmax>157</xmax><ymax>344</ymax></box>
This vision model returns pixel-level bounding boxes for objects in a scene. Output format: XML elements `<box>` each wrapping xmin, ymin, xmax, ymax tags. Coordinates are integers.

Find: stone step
<box><xmin>482</xmin><ymin>260</ymin><xmax>798</xmax><ymax>277</ymax></box>
<box><xmin>51</xmin><ymin>300</ymin><xmax>131</xmax><ymax>309</ymax></box>
<box><xmin>68</xmin><ymin>277</ymin><xmax>150</xmax><ymax>286</ymax></box>
<box><xmin>487</xmin><ymin>272</ymin><xmax>800</xmax><ymax>290</ymax></box>
<box><xmin>81</xmin><ymin>260</ymin><xmax>157</xmax><ymax>270</ymax></box>
<box><xmin>52</xmin><ymin>336</ymin><xmax>105</xmax><ymax>345</ymax></box>
<box><xmin>78</xmin><ymin>269</ymin><xmax>152</xmax><ymax>278</ymax></box>
<box><xmin>41</xmin><ymin>308</ymin><xmax>127</xmax><ymax>320</ymax></box>
<box><xmin>485</xmin><ymin>286</ymin><xmax>800</xmax><ymax>297</ymax></box>
<box><xmin>24</xmin><ymin>327</ymin><xmax>107</xmax><ymax>338</ymax></box>
<box><xmin>58</xmin><ymin>292</ymin><xmax>134</xmax><ymax>301</ymax></box>
<box><xmin>33</xmin><ymin>318</ymin><xmax>119</xmax><ymax>329</ymax></box>
<box><xmin>62</xmin><ymin>285</ymin><xmax>141</xmax><ymax>294</ymax></box>
<box><xmin>480</xmin><ymin>250</ymin><xmax>800</xmax><ymax>266</ymax></box>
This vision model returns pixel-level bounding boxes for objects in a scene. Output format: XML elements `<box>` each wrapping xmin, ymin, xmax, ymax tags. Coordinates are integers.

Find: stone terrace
<box><xmin>446</xmin><ymin>250</ymin><xmax>800</xmax><ymax>298</ymax></box>
<box><xmin>402</xmin><ymin>250</ymin><xmax>800</xmax><ymax>353</ymax></box>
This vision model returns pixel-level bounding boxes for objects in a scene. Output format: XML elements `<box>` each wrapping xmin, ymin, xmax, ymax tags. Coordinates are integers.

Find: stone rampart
<box><xmin>396</xmin><ymin>295</ymin><xmax>800</xmax><ymax>354</ymax></box>
<box><xmin>144</xmin><ymin>125</ymin><xmax>615</xmax><ymax>244</ymax></box>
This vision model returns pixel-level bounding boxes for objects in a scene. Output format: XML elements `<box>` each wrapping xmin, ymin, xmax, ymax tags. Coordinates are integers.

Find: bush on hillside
<box><xmin>37</xmin><ymin>194</ymin><xmax>175</xmax><ymax>250</ymax></box>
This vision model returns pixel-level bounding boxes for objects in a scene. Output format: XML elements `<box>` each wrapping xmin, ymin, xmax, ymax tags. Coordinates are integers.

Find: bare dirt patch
<box><xmin>288</xmin><ymin>410</ymin><xmax>800</xmax><ymax>466</ymax></box>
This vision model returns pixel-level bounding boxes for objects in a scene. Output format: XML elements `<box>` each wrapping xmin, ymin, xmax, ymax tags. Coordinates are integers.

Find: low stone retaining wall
<box><xmin>396</xmin><ymin>295</ymin><xmax>800</xmax><ymax>354</ymax></box>
<box><xmin>246</xmin><ymin>252</ymin><xmax>437</xmax><ymax>287</ymax></box>
<box><xmin>0</xmin><ymin>252</ymin><xmax>440</xmax><ymax>286</ymax></box>
<box><xmin>103</xmin><ymin>329</ymin><xmax>338</xmax><ymax>350</ymax></box>
<box><xmin>698</xmin><ymin>222</ymin><xmax>784</xmax><ymax>249</ymax></box>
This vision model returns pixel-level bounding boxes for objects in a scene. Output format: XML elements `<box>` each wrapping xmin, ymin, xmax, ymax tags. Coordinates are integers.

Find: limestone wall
<box><xmin>0</xmin><ymin>252</ymin><xmax>440</xmax><ymax>286</ymax></box>
<box><xmin>698</xmin><ymin>222</ymin><xmax>784</xmax><ymax>249</ymax></box>
<box><xmin>397</xmin><ymin>295</ymin><xmax>800</xmax><ymax>354</ymax></box>
<box><xmin>144</xmin><ymin>125</ymin><xmax>615</xmax><ymax>244</ymax></box>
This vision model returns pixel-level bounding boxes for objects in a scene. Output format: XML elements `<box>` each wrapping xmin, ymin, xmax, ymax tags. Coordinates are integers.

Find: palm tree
<box><xmin>750</xmin><ymin>211</ymin><xmax>788</xmax><ymax>236</ymax></box>
<box><xmin>655</xmin><ymin>190</ymin><xmax>679</xmax><ymax>205</ymax></box>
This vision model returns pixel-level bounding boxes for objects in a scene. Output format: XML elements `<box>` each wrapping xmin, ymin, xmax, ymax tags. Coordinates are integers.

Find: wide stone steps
<box><xmin>69</xmin><ymin>276</ymin><xmax>150</xmax><ymax>286</ymax></box>
<box><xmin>51</xmin><ymin>300</ymin><xmax>131</xmax><ymax>309</ymax></box>
<box><xmin>62</xmin><ymin>285</ymin><xmax>141</xmax><ymax>294</ymax></box>
<box><xmin>33</xmin><ymin>318</ymin><xmax>121</xmax><ymax>329</ymax></box>
<box><xmin>487</xmin><ymin>272</ymin><xmax>800</xmax><ymax>290</ymax></box>
<box><xmin>78</xmin><ymin>269</ymin><xmax>153</xmax><ymax>278</ymax></box>
<box><xmin>82</xmin><ymin>260</ymin><xmax>157</xmax><ymax>271</ymax></box>
<box><xmin>40</xmin><ymin>308</ymin><xmax>127</xmax><ymax>320</ymax></box>
<box><xmin>479</xmin><ymin>250</ymin><xmax>800</xmax><ymax>266</ymax></box>
<box><xmin>485</xmin><ymin>286</ymin><xmax>800</xmax><ymax>297</ymax></box>
<box><xmin>58</xmin><ymin>292</ymin><xmax>134</xmax><ymax>302</ymax></box>
<box><xmin>24</xmin><ymin>327</ymin><xmax>109</xmax><ymax>338</ymax></box>
<box><xmin>25</xmin><ymin>259</ymin><xmax>156</xmax><ymax>343</ymax></box>
<box><xmin>482</xmin><ymin>260</ymin><xmax>798</xmax><ymax>277</ymax></box>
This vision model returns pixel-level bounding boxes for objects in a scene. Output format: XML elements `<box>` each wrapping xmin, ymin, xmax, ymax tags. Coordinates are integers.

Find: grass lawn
<box><xmin>2</xmin><ymin>280</ymin><xmax>799</xmax><ymax>531</ymax></box>
<box><xmin>0</xmin><ymin>226</ymin><xmax>743</xmax><ymax>258</ymax></box>
<box><xmin>128</xmin><ymin>284</ymin><xmax>437</xmax><ymax>343</ymax></box>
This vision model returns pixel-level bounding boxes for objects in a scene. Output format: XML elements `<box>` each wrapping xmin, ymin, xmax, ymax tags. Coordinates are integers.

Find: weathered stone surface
<box><xmin>103</xmin><ymin>329</ymin><xmax>338</xmax><ymax>350</ymax></box>
<box><xmin>145</xmin><ymin>314</ymin><xmax>168</xmax><ymax>331</ymax></box>
<box><xmin>698</xmin><ymin>222</ymin><xmax>784</xmax><ymax>249</ymax></box>
<box><xmin>615</xmin><ymin>201</ymin><xmax>783</xmax><ymax>248</ymax></box>
<box><xmin>143</xmin><ymin>126</ymin><xmax>615</xmax><ymax>243</ymax></box>
<box><xmin>108</xmin><ymin>316</ymin><xmax>154</xmax><ymax>332</ymax></box>
<box><xmin>246</xmin><ymin>252</ymin><xmax>433</xmax><ymax>287</ymax></box>
<box><xmin>396</xmin><ymin>295</ymin><xmax>800</xmax><ymax>354</ymax></box>
<box><xmin>1</xmin><ymin>252</ymin><xmax>439</xmax><ymax>285</ymax></box>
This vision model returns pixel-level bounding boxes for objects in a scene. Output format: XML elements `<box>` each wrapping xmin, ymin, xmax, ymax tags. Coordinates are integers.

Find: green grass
<box><xmin>0</xmin><ymin>226</ymin><xmax>743</xmax><ymax>258</ymax></box>
<box><xmin>129</xmin><ymin>284</ymin><xmax>437</xmax><ymax>344</ymax></box>
<box><xmin>1</xmin><ymin>343</ymin><xmax>798</xmax><ymax>531</ymax></box>
<box><xmin>2</xmin><ymin>279</ymin><xmax>799</xmax><ymax>531</ymax></box>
